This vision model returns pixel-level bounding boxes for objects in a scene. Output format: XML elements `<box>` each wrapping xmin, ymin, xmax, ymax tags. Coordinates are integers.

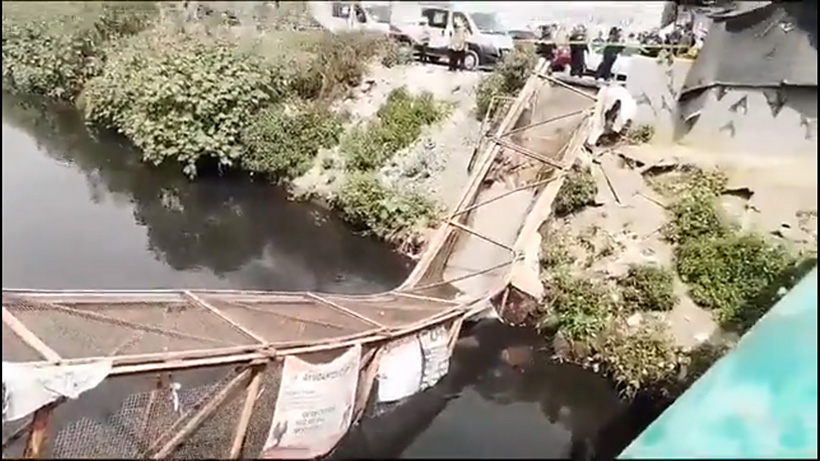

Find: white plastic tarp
<box><xmin>376</xmin><ymin>337</ymin><xmax>424</xmax><ymax>403</ymax></box>
<box><xmin>260</xmin><ymin>345</ymin><xmax>361</xmax><ymax>459</ymax></box>
<box><xmin>2</xmin><ymin>360</ymin><xmax>113</xmax><ymax>423</ymax></box>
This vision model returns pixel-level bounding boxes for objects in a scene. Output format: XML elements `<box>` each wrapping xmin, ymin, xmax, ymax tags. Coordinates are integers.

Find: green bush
<box><xmin>334</xmin><ymin>172</ymin><xmax>438</xmax><ymax>240</ymax></box>
<box><xmin>675</xmin><ymin>233</ymin><xmax>797</xmax><ymax>331</ymax></box>
<box><xmin>240</xmin><ymin>102</ymin><xmax>343</xmax><ymax>181</ymax></box>
<box><xmin>554</xmin><ymin>164</ymin><xmax>597</xmax><ymax>217</ymax></box>
<box><xmin>540</xmin><ymin>272</ymin><xmax>614</xmax><ymax>342</ymax></box>
<box><xmin>626</xmin><ymin>123</ymin><xmax>655</xmax><ymax>144</ymax></box>
<box><xmin>292</xmin><ymin>31</ymin><xmax>389</xmax><ymax>101</ymax></box>
<box><xmin>662</xmin><ymin>170</ymin><xmax>730</xmax><ymax>244</ymax></box>
<box><xmin>380</xmin><ymin>41</ymin><xmax>415</xmax><ymax>68</ymax></box>
<box><xmin>343</xmin><ymin>87</ymin><xmax>443</xmax><ymax>172</ymax></box>
<box><xmin>593</xmin><ymin>320</ymin><xmax>685</xmax><ymax>398</ymax></box>
<box><xmin>81</xmin><ymin>26</ymin><xmax>287</xmax><ymax>177</ymax></box>
<box><xmin>475</xmin><ymin>73</ymin><xmax>507</xmax><ymax>122</ymax></box>
<box><xmin>1</xmin><ymin>1</ymin><xmax>157</xmax><ymax>99</ymax></box>
<box><xmin>619</xmin><ymin>264</ymin><xmax>678</xmax><ymax>312</ymax></box>
<box><xmin>474</xmin><ymin>45</ymin><xmax>537</xmax><ymax>120</ymax></box>
<box><xmin>662</xmin><ymin>168</ymin><xmax>807</xmax><ymax>333</ymax></box>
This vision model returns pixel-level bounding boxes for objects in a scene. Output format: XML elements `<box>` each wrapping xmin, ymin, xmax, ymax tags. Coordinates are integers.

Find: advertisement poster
<box><xmin>418</xmin><ymin>325</ymin><xmax>451</xmax><ymax>390</ymax></box>
<box><xmin>261</xmin><ymin>345</ymin><xmax>361</xmax><ymax>459</ymax></box>
<box><xmin>376</xmin><ymin>337</ymin><xmax>424</xmax><ymax>403</ymax></box>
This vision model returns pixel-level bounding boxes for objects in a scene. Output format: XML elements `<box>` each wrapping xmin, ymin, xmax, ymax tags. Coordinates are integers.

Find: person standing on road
<box><xmin>537</xmin><ymin>24</ymin><xmax>555</xmax><ymax>61</ymax></box>
<box><xmin>419</xmin><ymin>17</ymin><xmax>431</xmax><ymax>64</ymax></box>
<box><xmin>568</xmin><ymin>25</ymin><xmax>588</xmax><ymax>77</ymax></box>
<box><xmin>448</xmin><ymin>20</ymin><xmax>467</xmax><ymax>71</ymax></box>
<box><xmin>596</xmin><ymin>27</ymin><xmax>625</xmax><ymax>81</ymax></box>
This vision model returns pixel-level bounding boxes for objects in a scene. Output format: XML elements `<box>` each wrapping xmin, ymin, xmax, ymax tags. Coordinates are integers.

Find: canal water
<box><xmin>1</xmin><ymin>94</ymin><xmax>639</xmax><ymax>459</ymax></box>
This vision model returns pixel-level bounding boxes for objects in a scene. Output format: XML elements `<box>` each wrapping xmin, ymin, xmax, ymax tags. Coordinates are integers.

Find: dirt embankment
<box><xmin>293</xmin><ymin>63</ymin><xmax>483</xmax><ymax>207</ymax></box>
<box><xmin>550</xmin><ymin>143</ymin><xmax>816</xmax><ymax>348</ymax></box>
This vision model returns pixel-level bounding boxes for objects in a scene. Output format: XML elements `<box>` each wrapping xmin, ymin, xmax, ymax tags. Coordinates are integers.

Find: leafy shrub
<box><xmin>380</xmin><ymin>41</ymin><xmax>415</xmax><ymax>68</ymax></box>
<box><xmin>662</xmin><ymin>170</ymin><xmax>729</xmax><ymax>244</ymax></box>
<box><xmin>334</xmin><ymin>172</ymin><xmax>438</xmax><ymax>240</ymax></box>
<box><xmin>554</xmin><ymin>164</ymin><xmax>597</xmax><ymax>217</ymax></box>
<box><xmin>675</xmin><ymin>233</ymin><xmax>797</xmax><ymax>331</ymax></box>
<box><xmin>540</xmin><ymin>234</ymin><xmax>573</xmax><ymax>270</ymax></box>
<box><xmin>81</xmin><ymin>26</ymin><xmax>287</xmax><ymax>177</ymax></box>
<box><xmin>475</xmin><ymin>73</ymin><xmax>508</xmax><ymax>122</ymax></box>
<box><xmin>662</xmin><ymin>167</ymin><xmax>806</xmax><ymax>333</ymax></box>
<box><xmin>343</xmin><ymin>88</ymin><xmax>443</xmax><ymax>172</ymax></box>
<box><xmin>1</xmin><ymin>1</ymin><xmax>157</xmax><ymax>99</ymax></box>
<box><xmin>593</xmin><ymin>320</ymin><xmax>686</xmax><ymax>398</ymax></box>
<box><xmin>619</xmin><ymin>264</ymin><xmax>678</xmax><ymax>312</ymax></box>
<box><xmin>241</xmin><ymin>102</ymin><xmax>343</xmax><ymax>181</ymax></box>
<box><xmin>292</xmin><ymin>31</ymin><xmax>389</xmax><ymax>101</ymax></box>
<box><xmin>626</xmin><ymin>123</ymin><xmax>655</xmax><ymax>144</ymax></box>
<box><xmin>474</xmin><ymin>45</ymin><xmax>537</xmax><ymax>120</ymax></box>
<box><xmin>540</xmin><ymin>272</ymin><xmax>614</xmax><ymax>342</ymax></box>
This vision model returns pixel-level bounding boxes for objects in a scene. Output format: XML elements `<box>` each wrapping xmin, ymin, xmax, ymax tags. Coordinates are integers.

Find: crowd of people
<box><xmin>534</xmin><ymin>20</ymin><xmax>703</xmax><ymax>80</ymax></box>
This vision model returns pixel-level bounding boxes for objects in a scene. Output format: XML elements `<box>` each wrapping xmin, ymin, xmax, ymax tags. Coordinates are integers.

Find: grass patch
<box><xmin>333</xmin><ymin>172</ymin><xmax>439</xmax><ymax>240</ymax></box>
<box><xmin>475</xmin><ymin>45</ymin><xmax>537</xmax><ymax>120</ymax></box>
<box><xmin>554</xmin><ymin>164</ymin><xmax>597</xmax><ymax>217</ymax></box>
<box><xmin>343</xmin><ymin>87</ymin><xmax>444</xmax><ymax>172</ymax></box>
<box><xmin>241</xmin><ymin>101</ymin><xmax>343</xmax><ymax>181</ymax></box>
<box><xmin>619</xmin><ymin>264</ymin><xmax>677</xmax><ymax>312</ymax></box>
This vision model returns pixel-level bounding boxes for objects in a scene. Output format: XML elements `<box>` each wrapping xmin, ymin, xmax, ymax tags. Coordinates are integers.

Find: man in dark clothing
<box><xmin>595</xmin><ymin>27</ymin><xmax>625</xmax><ymax>81</ymax></box>
<box><xmin>537</xmin><ymin>25</ymin><xmax>556</xmax><ymax>61</ymax></box>
<box><xmin>568</xmin><ymin>26</ymin><xmax>588</xmax><ymax>77</ymax></box>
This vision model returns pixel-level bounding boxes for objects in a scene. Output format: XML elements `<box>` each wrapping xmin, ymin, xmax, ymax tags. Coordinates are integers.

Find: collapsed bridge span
<box><xmin>2</xmin><ymin>59</ymin><xmax>595</xmax><ymax>459</ymax></box>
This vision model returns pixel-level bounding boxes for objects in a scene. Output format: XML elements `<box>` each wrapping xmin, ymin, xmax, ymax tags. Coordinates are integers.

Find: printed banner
<box><xmin>418</xmin><ymin>325</ymin><xmax>451</xmax><ymax>390</ymax></box>
<box><xmin>261</xmin><ymin>345</ymin><xmax>361</xmax><ymax>459</ymax></box>
<box><xmin>376</xmin><ymin>337</ymin><xmax>424</xmax><ymax>403</ymax></box>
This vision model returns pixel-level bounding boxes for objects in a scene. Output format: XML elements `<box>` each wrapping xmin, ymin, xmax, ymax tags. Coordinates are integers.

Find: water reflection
<box><xmin>335</xmin><ymin>322</ymin><xmax>626</xmax><ymax>460</ymax></box>
<box><xmin>1</xmin><ymin>94</ymin><xmax>410</xmax><ymax>291</ymax></box>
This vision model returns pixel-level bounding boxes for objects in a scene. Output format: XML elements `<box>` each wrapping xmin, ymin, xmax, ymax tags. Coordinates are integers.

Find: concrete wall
<box><xmin>625</xmin><ymin>56</ymin><xmax>693</xmax><ymax>142</ymax></box>
<box><xmin>676</xmin><ymin>86</ymin><xmax>818</xmax><ymax>156</ymax></box>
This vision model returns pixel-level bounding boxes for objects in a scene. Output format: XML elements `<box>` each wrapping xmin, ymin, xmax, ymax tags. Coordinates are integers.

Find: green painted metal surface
<box><xmin>620</xmin><ymin>267</ymin><xmax>818</xmax><ymax>459</ymax></box>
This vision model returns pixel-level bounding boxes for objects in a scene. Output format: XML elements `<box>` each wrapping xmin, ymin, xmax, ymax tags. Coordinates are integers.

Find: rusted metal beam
<box><xmin>233</xmin><ymin>300</ymin><xmax>351</xmax><ymax>331</ymax></box>
<box><xmin>408</xmin><ymin>257</ymin><xmax>519</xmax><ymax>293</ymax></box>
<box><xmin>392</xmin><ymin>292</ymin><xmax>460</xmax><ymax>305</ymax></box>
<box><xmin>499</xmin><ymin>108</ymin><xmax>588</xmax><ymax>139</ymax></box>
<box><xmin>22</xmin><ymin>402</ymin><xmax>57</xmax><ymax>459</ymax></box>
<box><xmin>537</xmin><ymin>73</ymin><xmax>598</xmax><ymax>101</ymax></box>
<box><xmin>184</xmin><ymin>291</ymin><xmax>268</xmax><ymax>344</ymax></box>
<box><xmin>229</xmin><ymin>365</ymin><xmax>265</xmax><ymax>459</ymax></box>
<box><xmin>447</xmin><ymin>220</ymin><xmax>515</xmax><ymax>253</ymax></box>
<box><xmin>47</xmin><ymin>302</ymin><xmax>232</xmax><ymax>346</ymax></box>
<box><xmin>306</xmin><ymin>293</ymin><xmax>387</xmax><ymax>330</ymax></box>
<box><xmin>2</xmin><ymin>307</ymin><xmax>62</xmax><ymax>362</ymax></box>
<box><xmin>451</xmin><ymin>176</ymin><xmax>559</xmax><ymax>219</ymax></box>
<box><xmin>151</xmin><ymin>367</ymin><xmax>254</xmax><ymax>459</ymax></box>
<box><xmin>488</xmin><ymin>136</ymin><xmax>567</xmax><ymax>170</ymax></box>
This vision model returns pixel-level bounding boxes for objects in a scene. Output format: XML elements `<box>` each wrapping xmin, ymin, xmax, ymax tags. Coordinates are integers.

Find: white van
<box><xmin>391</xmin><ymin>4</ymin><xmax>515</xmax><ymax>71</ymax></box>
<box><xmin>308</xmin><ymin>1</ymin><xmax>390</xmax><ymax>35</ymax></box>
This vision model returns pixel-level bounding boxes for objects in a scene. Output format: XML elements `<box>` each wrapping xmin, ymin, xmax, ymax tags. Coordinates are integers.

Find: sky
<box><xmin>453</xmin><ymin>1</ymin><xmax>668</xmax><ymax>31</ymax></box>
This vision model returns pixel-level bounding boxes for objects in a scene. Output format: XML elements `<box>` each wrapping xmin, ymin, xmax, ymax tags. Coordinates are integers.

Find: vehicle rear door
<box><xmin>422</xmin><ymin>7</ymin><xmax>450</xmax><ymax>51</ymax></box>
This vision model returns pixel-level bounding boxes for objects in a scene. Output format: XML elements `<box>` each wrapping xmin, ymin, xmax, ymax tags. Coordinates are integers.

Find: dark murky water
<box><xmin>1</xmin><ymin>95</ymin><xmax>637</xmax><ymax>459</ymax></box>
